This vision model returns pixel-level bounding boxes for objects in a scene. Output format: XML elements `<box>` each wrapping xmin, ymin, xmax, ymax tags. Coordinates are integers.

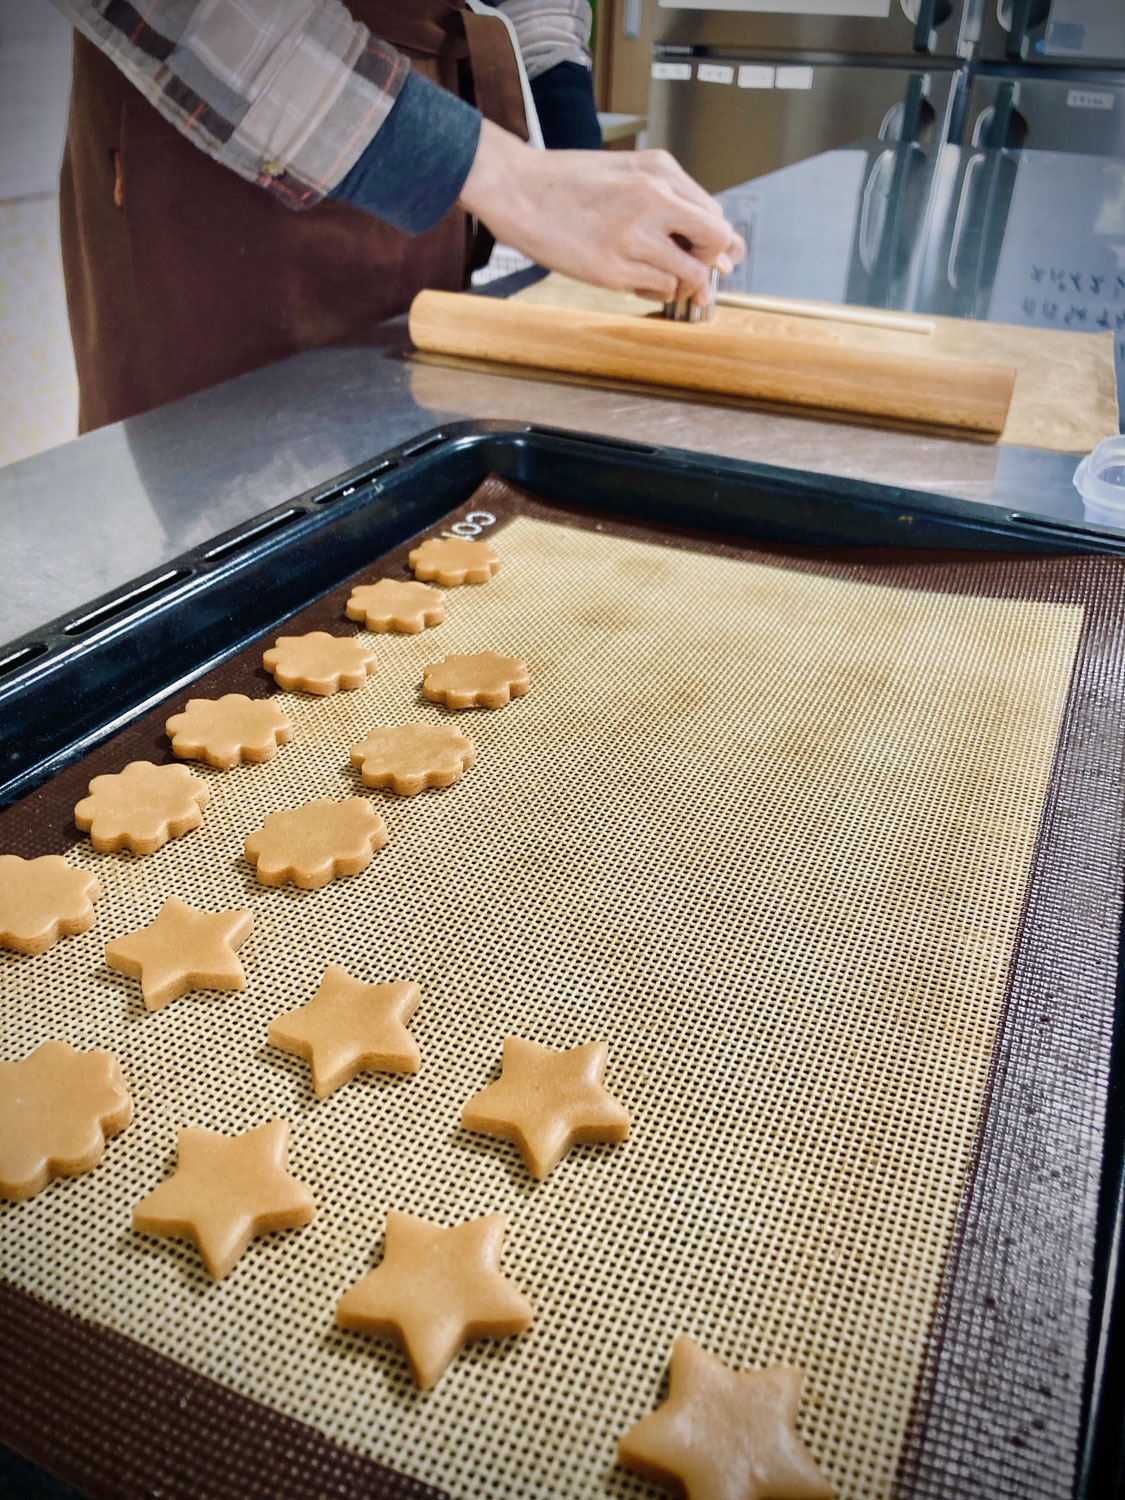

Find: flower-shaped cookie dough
<box><xmin>336</xmin><ymin>1211</ymin><xmax>533</xmax><ymax>1388</ymax></box>
<box><xmin>262</xmin><ymin>632</ymin><xmax>377</xmax><ymax>695</ymax></box>
<box><xmin>269</xmin><ymin>966</ymin><xmax>421</xmax><ymax>1096</ymax></box>
<box><xmin>0</xmin><ymin>855</ymin><xmax>103</xmax><ymax>956</ymax></box>
<box><xmin>346</xmin><ymin>579</ymin><xmax>446</xmax><ymax>634</ymax></box>
<box><xmin>0</xmin><ymin>1041</ymin><xmax>132</xmax><ymax>1201</ymax></box>
<box><xmin>244</xmin><ymin>797</ymin><xmax>388</xmax><ymax>889</ymax></box>
<box><xmin>462</xmin><ymin>1038</ymin><xmax>631</xmax><ymax>1179</ymax></box>
<box><xmin>133</xmin><ymin>1120</ymin><xmax>315</xmax><ymax>1279</ymax></box>
<box><xmin>165</xmin><ymin>694</ymin><xmax>293</xmax><ymax>770</ymax></box>
<box><xmin>105</xmin><ymin>896</ymin><xmax>254</xmax><ymax>1011</ymax></box>
<box><xmin>408</xmin><ymin>536</ymin><xmax>500</xmax><ymax>587</ymax></box>
<box><xmin>618</xmin><ymin>1339</ymin><xmax>833</xmax><ymax>1500</ymax></box>
<box><xmin>349</xmin><ymin>723</ymin><xmax>476</xmax><ymax>796</ymax></box>
<box><xmin>74</xmin><ymin>761</ymin><xmax>211</xmax><ymax>855</ymax></box>
<box><xmin>422</xmin><ymin>651</ymin><xmax>529</xmax><ymax>711</ymax></box>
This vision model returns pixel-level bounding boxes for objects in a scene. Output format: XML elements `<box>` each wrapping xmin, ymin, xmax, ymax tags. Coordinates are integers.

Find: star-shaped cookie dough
<box><xmin>0</xmin><ymin>854</ymin><xmax>103</xmax><ymax>956</ymax></box>
<box><xmin>262</xmin><ymin>631</ymin><xmax>378</xmax><ymax>695</ymax></box>
<box><xmin>346</xmin><ymin>579</ymin><xmax>446</xmax><ymax>634</ymax></box>
<box><xmin>619</xmin><ymin>1339</ymin><xmax>833</xmax><ymax>1500</ymax></box>
<box><xmin>336</xmin><ymin>1211</ymin><xmax>533</xmax><ymax>1388</ymax></box>
<box><xmin>349</xmin><ymin>722</ymin><xmax>476</xmax><ymax>796</ymax></box>
<box><xmin>0</xmin><ymin>1041</ymin><xmax>133</xmax><ymax>1201</ymax></box>
<box><xmin>133</xmin><ymin>1119</ymin><xmax>315</xmax><ymax>1278</ymax></box>
<box><xmin>243</xmin><ymin>797</ymin><xmax>388</xmax><ymax>888</ymax></box>
<box><xmin>462</xmin><ymin>1037</ymin><xmax>631</xmax><ymax>1179</ymax></box>
<box><xmin>165</xmin><ymin>693</ymin><xmax>293</xmax><ymax>770</ymax></box>
<box><xmin>268</xmin><ymin>965</ymin><xmax>421</xmax><ymax>1096</ymax></box>
<box><xmin>421</xmin><ymin>651</ymin><xmax>529</xmax><ymax>710</ymax></box>
<box><xmin>74</xmin><ymin>760</ymin><xmax>211</xmax><ymax>855</ymax></box>
<box><xmin>408</xmin><ymin>536</ymin><xmax>500</xmax><ymax>587</ymax></box>
<box><xmin>104</xmin><ymin>896</ymin><xmax>253</xmax><ymax>1011</ymax></box>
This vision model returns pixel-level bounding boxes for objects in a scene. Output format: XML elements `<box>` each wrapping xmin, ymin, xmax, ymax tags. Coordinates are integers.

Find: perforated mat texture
<box><xmin>0</xmin><ymin>515</ymin><xmax>1086</xmax><ymax>1498</ymax></box>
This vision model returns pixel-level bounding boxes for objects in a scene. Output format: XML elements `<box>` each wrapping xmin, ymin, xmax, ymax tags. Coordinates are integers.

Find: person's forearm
<box><xmin>329</xmin><ymin>73</ymin><xmax>482</xmax><ymax>234</ymax></box>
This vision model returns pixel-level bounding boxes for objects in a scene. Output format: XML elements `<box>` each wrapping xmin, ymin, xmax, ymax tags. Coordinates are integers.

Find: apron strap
<box><xmin>458</xmin><ymin>5</ymin><xmax>532</xmax><ymax>273</ymax></box>
<box><xmin>461</xmin><ymin>7</ymin><xmax>530</xmax><ymax>141</ymax></box>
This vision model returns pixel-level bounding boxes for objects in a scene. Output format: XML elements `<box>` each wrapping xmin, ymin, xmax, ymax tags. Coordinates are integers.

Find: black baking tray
<box><xmin>6</xmin><ymin>420</ymin><xmax>1125</xmax><ymax>809</ymax></box>
<box><xmin>1</xmin><ymin>420</ymin><xmax>1123</xmax><ymax>1500</ymax></box>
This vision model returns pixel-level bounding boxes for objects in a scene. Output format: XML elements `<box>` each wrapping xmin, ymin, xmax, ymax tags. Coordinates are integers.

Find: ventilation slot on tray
<box><xmin>1009</xmin><ymin>513</ymin><xmax>1125</xmax><ymax>549</ymax></box>
<box><xmin>313</xmin><ymin>460</ymin><xmax>398</xmax><ymax>505</ymax></box>
<box><xmin>203</xmin><ymin>509</ymin><xmax>303</xmax><ymax>562</ymax></box>
<box><xmin>62</xmin><ymin>569</ymin><xmax>191</xmax><ymax>636</ymax></box>
<box><xmin>529</xmin><ymin>427</ymin><xmax>659</xmax><ymax>456</ymax></box>
<box><xmin>0</xmin><ymin>642</ymin><xmax>48</xmax><ymax>679</ymax></box>
<box><xmin>400</xmin><ymin>432</ymin><xmax>446</xmax><ymax>460</ymax></box>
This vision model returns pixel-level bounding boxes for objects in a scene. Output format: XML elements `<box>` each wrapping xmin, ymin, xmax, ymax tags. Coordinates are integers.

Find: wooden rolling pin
<box><xmin>409</xmin><ymin>290</ymin><xmax>1016</xmax><ymax>440</ymax></box>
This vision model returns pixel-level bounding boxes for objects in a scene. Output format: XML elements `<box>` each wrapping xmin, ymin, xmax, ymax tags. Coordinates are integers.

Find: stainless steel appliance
<box><xmin>977</xmin><ymin>0</ymin><xmax>1125</xmax><ymax>66</ymax></box>
<box><xmin>713</xmin><ymin>137</ymin><xmax>1125</xmax><ymax>422</ymax></box>
<box><xmin>645</xmin><ymin>0</ymin><xmax>1125</xmax><ymax>182</ymax></box>
<box><xmin>970</xmin><ymin>1</ymin><xmax>1125</xmax><ymax>151</ymax></box>
<box><xmin>652</xmin><ymin>0</ymin><xmax>979</xmax><ymax>60</ymax></box>
<box><xmin>715</xmin><ymin>134</ymin><xmax>952</xmax><ymax>311</ymax></box>
<box><xmin>927</xmin><ymin>143</ymin><xmax>1125</xmax><ymax>313</ymax></box>
<box><xmin>920</xmin><ymin>142</ymin><xmax>1125</xmax><ymax>421</ymax></box>
<box><xmin>648</xmin><ymin>54</ymin><xmax>963</xmax><ymax>190</ymax></box>
<box><xmin>646</xmin><ymin>0</ymin><xmax>977</xmax><ymax>191</ymax></box>
<box><xmin>964</xmin><ymin>66</ymin><xmax>1125</xmax><ymax>152</ymax></box>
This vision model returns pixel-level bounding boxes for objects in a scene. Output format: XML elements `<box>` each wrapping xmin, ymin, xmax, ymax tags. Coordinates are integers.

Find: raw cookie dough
<box><xmin>618</xmin><ymin>1338</ymin><xmax>833</xmax><ymax>1500</ymax></box>
<box><xmin>336</xmin><ymin>1211</ymin><xmax>533</xmax><ymax>1389</ymax></box>
<box><xmin>262</xmin><ymin>631</ymin><xmax>377</xmax><ymax>695</ymax></box>
<box><xmin>462</xmin><ymin>1038</ymin><xmax>631</xmax><ymax>1179</ymax></box>
<box><xmin>346</xmin><ymin>579</ymin><xmax>446</xmax><ymax>634</ymax></box>
<box><xmin>74</xmin><ymin>761</ymin><xmax>211</xmax><ymax>855</ymax></box>
<box><xmin>268</xmin><ymin>966</ymin><xmax>421</xmax><ymax>1096</ymax></box>
<box><xmin>244</xmin><ymin>797</ymin><xmax>388</xmax><ymax>889</ymax></box>
<box><xmin>349</xmin><ymin>722</ymin><xmax>476</xmax><ymax>795</ymax></box>
<box><xmin>165</xmin><ymin>694</ymin><xmax>293</xmax><ymax>770</ymax></box>
<box><xmin>0</xmin><ymin>854</ymin><xmax>102</xmax><ymax>956</ymax></box>
<box><xmin>0</xmin><ymin>1041</ymin><xmax>132</xmax><ymax>1201</ymax></box>
<box><xmin>408</xmin><ymin>536</ymin><xmax>500</xmax><ymax>587</ymax></box>
<box><xmin>104</xmin><ymin>896</ymin><xmax>253</xmax><ymax>1011</ymax></box>
<box><xmin>133</xmin><ymin>1120</ymin><xmax>315</xmax><ymax>1279</ymax></box>
<box><xmin>421</xmin><ymin>651</ymin><xmax>529</xmax><ymax>710</ymax></box>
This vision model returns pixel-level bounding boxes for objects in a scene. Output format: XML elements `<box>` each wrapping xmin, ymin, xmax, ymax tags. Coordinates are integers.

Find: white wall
<box><xmin>0</xmin><ymin>2</ymin><xmax>77</xmax><ymax>464</ymax></box>
<box><xmin>0</xmin><ymin>1</ymin><xmax>74</xmax><ymax>198</ymax></box>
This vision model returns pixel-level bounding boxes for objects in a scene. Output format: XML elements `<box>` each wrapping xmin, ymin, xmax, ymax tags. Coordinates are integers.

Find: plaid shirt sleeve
<box><xmin>50</xmin><ymin>0</ymin><xmax>411</xmax><ymax>207</ymax></box>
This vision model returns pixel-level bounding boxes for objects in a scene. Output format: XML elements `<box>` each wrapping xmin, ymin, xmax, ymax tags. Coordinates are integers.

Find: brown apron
<box><xmin>59</xmin><ymin>2</ymin><xmax>527</xmax><ymax>432</ymax></box>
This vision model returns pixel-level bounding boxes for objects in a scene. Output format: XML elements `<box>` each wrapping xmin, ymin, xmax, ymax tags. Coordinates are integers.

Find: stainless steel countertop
<box><xmin>1</xmin><ymin>140</ymin><xmax>1119</xmax><ymax>649</ymax></box>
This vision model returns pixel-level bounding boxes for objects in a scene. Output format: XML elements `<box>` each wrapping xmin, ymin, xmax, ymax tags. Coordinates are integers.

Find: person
<box><xmin>51</xmin><ymin>1</ymin><xmax>744</xmax><ymax>431</ymax></box>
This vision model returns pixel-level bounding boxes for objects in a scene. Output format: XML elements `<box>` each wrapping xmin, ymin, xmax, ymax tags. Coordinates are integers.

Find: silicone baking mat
<box><xmin>2</xmin><ymin>480</ymin><xmax>1124</xmax><ymax>1500</ymax></box>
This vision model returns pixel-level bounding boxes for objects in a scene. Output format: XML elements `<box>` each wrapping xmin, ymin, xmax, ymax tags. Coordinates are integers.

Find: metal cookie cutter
<box><xmin>663</xmin><ymin>235</ymin><xmax>719</xmax><ymax>322</ymax></box>
<box><xmin>663</xmin><ymin>266</ymin><xmax>719</xmax><ymax>322</ymax></box>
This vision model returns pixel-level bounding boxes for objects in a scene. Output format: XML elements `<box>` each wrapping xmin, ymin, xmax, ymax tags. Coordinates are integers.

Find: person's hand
<box><xmin>458</xmin><ymin>119</ymin><xmax>745</xmax><ymax>306</ymax></box>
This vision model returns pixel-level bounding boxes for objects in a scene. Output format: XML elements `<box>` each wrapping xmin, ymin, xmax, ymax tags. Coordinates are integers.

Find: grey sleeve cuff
<box><xmin>329</xmin><ymin>68</ymin><xmax>483</xmax><ymax>235</ymax></box>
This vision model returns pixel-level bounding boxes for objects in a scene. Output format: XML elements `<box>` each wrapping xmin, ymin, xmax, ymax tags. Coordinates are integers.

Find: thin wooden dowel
<box><xmin>716</xmin><ymin>291</ymin><xmax>936</xmax><ymax>336</ymax></box>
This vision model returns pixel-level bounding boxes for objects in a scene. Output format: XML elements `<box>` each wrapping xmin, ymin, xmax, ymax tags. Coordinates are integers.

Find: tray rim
<box><xmin>0</xmin><ymin>423</ymin><xmax>1122</xmax><ymax>1499</ymax></box>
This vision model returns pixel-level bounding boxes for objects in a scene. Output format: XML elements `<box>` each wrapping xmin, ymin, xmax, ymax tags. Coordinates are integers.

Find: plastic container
<box><xmin>1074</xmin><ymin>435</ymin><xmax>1125</xmax><ymax>528</ymax></box>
